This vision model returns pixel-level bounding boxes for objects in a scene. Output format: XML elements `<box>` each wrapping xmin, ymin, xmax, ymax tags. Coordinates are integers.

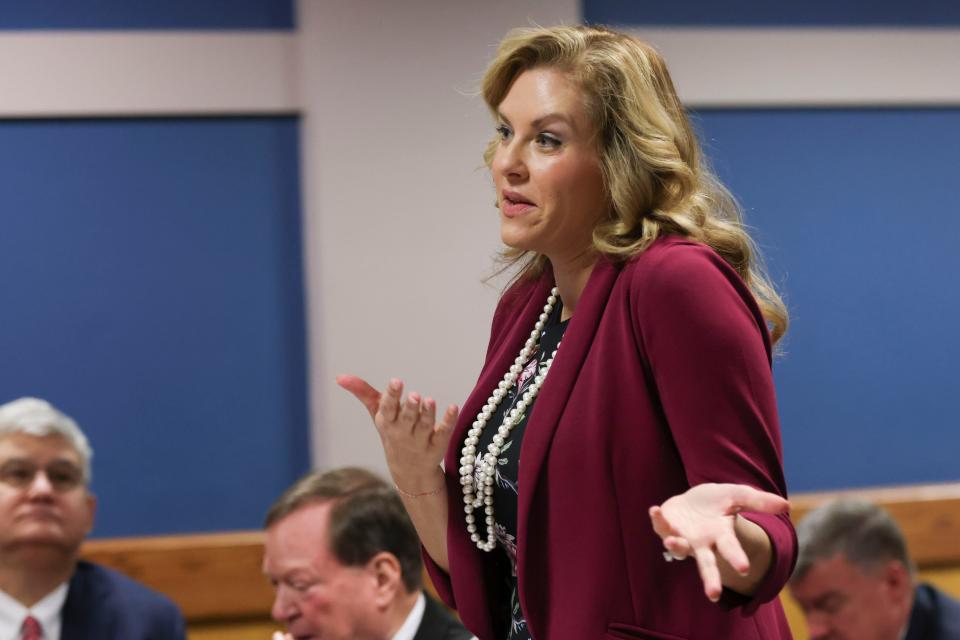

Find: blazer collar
<box><xmin>61</xmin><ymin>562</ymin><xmax>112</xmax><ymax>639</ymax></box>
<box><xmin>443</xmin><ymin>258</ymin><xmax>622</xmax><ymax>638</ymax></box>
<box><xmin>513</xmin><ymin>259</ymin><xmax>621</xmax><ymax>575</ymax></box>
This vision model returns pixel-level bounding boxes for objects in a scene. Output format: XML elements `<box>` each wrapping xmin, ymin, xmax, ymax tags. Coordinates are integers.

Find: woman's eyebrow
<box><xmin>530</xmin><ymin>113</ymin><xmax>574</xmax><ymax>130</ymax></box>
<box><xmin>496</xmin><ymin>111</ymin><xmax>577</xmax><ymax>132</ymax></box>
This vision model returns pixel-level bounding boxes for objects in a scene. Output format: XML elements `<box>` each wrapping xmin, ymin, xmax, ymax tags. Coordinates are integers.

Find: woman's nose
<box><xmin>493</xmin><ymin>140</ymin><xmax>528</xmax><ymax>181</ymax></box>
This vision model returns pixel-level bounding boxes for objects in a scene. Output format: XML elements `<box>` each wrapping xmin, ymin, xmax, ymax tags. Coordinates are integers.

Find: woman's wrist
<box><xmin>721</xmin><ymin>514</ymin><xmax>773</xmax><ymax>594</ymax></box>
<box><xmin>391</xmin><ymin>465</ymin><xmax>445</xmax><ymax>498</ymax></box>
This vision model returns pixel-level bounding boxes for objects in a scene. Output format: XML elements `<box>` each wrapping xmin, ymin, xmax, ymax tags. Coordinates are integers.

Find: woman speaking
<box><xmin>339</xmin><ymin>24</ymin><xmax>795</xmax><ymax>640</ymax></box>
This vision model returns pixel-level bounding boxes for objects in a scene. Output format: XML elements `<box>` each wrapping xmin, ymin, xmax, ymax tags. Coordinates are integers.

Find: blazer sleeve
<box><xmin>631</xmin><ymin>241</ymin><xmax>796</xmax><ymax>612</ymax></box>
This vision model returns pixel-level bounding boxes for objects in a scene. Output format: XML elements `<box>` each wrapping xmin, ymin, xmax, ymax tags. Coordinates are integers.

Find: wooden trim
<box><xmin>81</xmin><ymin>531</ymin><xmax>272</xmax><ymax>622</ymax></box>
<box><xmin>79</xmin><ymin>482</ymin><xmax>960</xmax><ymax>623</ymax></box>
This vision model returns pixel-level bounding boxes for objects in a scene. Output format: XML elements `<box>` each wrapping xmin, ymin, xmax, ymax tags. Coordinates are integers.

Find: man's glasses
<box><xmin>0</xmin><ymin>459</ymin><xmax>84</xmax><ymax>492</ymax></box>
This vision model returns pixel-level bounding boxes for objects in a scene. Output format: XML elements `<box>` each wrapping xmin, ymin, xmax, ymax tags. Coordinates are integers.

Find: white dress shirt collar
<box><xmin>0</xmin><ymin>583</ymin><xmax>68</xmax><ymax>640</ymax></box>
<box><xmin>390</xmin><ymin>592</ymin><xmax>425</xmax><ymax>640</ymax></box>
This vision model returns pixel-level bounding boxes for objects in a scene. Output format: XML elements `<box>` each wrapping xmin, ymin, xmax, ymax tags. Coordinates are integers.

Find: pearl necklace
<box><xmin>459</xmin><ymin>287</ymin><xmax>561</xmax><ymax>552</ymax></box>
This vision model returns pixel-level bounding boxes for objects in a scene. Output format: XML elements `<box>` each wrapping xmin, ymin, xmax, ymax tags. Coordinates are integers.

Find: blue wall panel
<box><xmin>694</xmin><ymin>108</ymin><xmax>960</xmax><ymax>491</ymax></box>
<box><xmin>0</xmin><ymin>117</ymin><xmax>309</xmax><ymax>536</ymax></box>
<box><xmin>584</xmin><ymin>0</ymin><xmax>960</xmax><ymax>26</ymax></box>
<box><xmin>0</xmin><ymin>0</ymin><xmax>293</xmax><ymax>30</ymax></box>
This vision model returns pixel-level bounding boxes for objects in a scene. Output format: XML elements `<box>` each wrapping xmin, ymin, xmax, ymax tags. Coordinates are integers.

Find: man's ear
<box><xmin>367</xmin><ymin>551</ymin><xmax>404</xmax><ymax>608</ymax></box>
<box><xmin>84</xmin><ymin>491</ymin><xmax>97</xmax><ymax>535</ymax></box>
<box><xmin>880</xmin><ymin>559</ymin><xmax>912</xmax><ymax>604</ymax></box>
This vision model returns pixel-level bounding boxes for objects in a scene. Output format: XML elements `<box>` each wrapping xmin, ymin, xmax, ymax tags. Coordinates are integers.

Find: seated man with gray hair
<box><xmin>789</xmin><ymin>498</ymin><xmax>960</xmax><ymax>640</ymax></box>
<box><xmin>0</xmin><ymin>397</ymin><xmax>186</xmax><ymax>639</ymax></box>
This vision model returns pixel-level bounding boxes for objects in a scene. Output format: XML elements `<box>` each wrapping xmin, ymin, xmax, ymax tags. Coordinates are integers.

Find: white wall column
<box><xmin>296</xmin><ymin>0</ymin><xmax>578</xmax><ymax>472</ymax></box>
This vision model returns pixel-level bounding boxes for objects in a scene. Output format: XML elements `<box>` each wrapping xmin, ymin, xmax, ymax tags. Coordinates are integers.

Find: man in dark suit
<box><xmin>789</xmin><ymin>499</ymin><xmax>960</xmax><ymax>640</ymax></box>
<box><xmin>263</xmin><ymin>467</ymin><xmax>474</xmax><ymax>640</ymax></box>
<box><xmin>0</xmin><ymin>397</ymin><xmax>185</xmax><ymax>639</ymax></box>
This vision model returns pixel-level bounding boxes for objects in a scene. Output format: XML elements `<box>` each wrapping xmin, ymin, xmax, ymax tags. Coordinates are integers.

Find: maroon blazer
<box><xmin>426</xmin><ymin>236</ymin><xmax>795</xmax><ymax>640</ymax></box>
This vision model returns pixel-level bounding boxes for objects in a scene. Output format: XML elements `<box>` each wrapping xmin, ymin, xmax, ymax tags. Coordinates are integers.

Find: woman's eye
<box><xmin>495</xmin><ymin>124</ymin><xmax>512</xmax><ymax>141</ymax></box>
<box><xmin>535</xmin><ymin>133</ymin><xmax>561</xmax><ymax>149</ymax></box>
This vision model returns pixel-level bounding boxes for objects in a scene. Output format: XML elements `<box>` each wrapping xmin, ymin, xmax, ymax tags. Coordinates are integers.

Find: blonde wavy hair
<box><xmin>482</xmin><ymin>25</ymin><xmax>788</xmax><ymax>344</ymax></box>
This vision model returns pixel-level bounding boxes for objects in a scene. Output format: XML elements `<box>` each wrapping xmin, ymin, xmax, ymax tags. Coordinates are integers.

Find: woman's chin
<box><xmin>499</xmin><ymin>227</ymin><xmax>539</xmax><ymax>253</ymax></box>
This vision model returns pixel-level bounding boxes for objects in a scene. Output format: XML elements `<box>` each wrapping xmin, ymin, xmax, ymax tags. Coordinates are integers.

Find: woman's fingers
<box><xmin>377</xmin><ymin>379</ymin><xmax>404</xmax><ymax>425</ymax></box>
<box><xmin>692</xmin><ymin>545</ymin><xmax>723</xmax><ymax>602</ymax></box>
<box><xmin>715</xmin><ymin>527</ymin><xmax>750</xmax><ymax>575</ymax></box>
<box><xmin>663</xmin><ymin>535</ymin><xmax>692</xmax><ymax>559</ymax></box>
<box><xmin>419</xmin><ymin>397</ymin><xmax>438</xmax><ymax>434</ymax></box>
<box><xmin>648</xmin><ymin>505</ymin><xmax>676</xmax><ymax>540</ymax></box>
<box><xmin>338</xmin><ymin>375</ymin><xmax>458</xmax><ymax>471</ymax></box>
<box><xmin>429</xmin><ymin>401</ymin><xmax>460</xmax><ymax>449</ymax></box>
<box><xmin>650</xmin><ymin>484</ymin><xmax>787</xmax><ymax>601</ymax></box>
<box><xmin>399</xmin><ymin>391</ymin><xmax>422</xmax><ymax>434</ymax></box>
<box><xmin>437</xmin><ymin>403</ymin><xmax>460</xmax><ymax>436</ymax></box>
<box><xmin>335</xmin><ymin>374</ymin><xmax>382</xmax><ymax>419</ymax></box>
<box><xmin>724</xmin><ymin>484</ymin><xmax>790</xmax><ymax>515</ymax></box>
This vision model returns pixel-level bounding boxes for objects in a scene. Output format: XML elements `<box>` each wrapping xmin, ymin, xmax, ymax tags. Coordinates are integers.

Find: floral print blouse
<box><xmin>473</xmin><ymin>300</ymin><xmax>568</xmax><ymax>640</ymax></box>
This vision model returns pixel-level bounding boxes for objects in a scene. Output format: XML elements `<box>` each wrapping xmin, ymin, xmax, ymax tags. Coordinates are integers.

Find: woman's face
<box><xmin>492</xmin><ymin>67</ymin><xmax>607</xmax><ymax>264</ymax></box>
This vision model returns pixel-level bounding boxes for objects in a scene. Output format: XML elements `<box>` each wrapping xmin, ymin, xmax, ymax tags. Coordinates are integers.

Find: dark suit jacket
<box><xmin>426</xmin><ymin>237</ymin><xmax>795</xmax><ymax>639</ymax></box>
<box><xmin>414</xmin><ymin>594</ymin><xmax>474</xmax><ymax>640</ymax></box>
<box><xmin>906</xmin><ymin>583</ymin><xmax>960</xmax><ymax>640</ymax></box>
<box><xmin>61</xmin><ymin>561</ymin><xmax>186</xmax><ymax>640</ymax></box>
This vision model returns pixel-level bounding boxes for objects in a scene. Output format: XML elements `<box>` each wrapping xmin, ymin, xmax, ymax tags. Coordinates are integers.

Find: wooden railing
<box><xmin>79</xmin><ymin>482</ymin><xmax>960</xmax><ymax>640</ymax></box>
<box><xmin>81</xmin><ymin>531</ymin><xmax>275</xmax><ymax>639</ymax></box>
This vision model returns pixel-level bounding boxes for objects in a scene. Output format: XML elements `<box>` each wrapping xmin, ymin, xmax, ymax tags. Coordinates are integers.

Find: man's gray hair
<box><xmin>0</xmin><ymin>397</ymin><xmax>93</xmax><ymax>483</ymax></box>
<box><xmin>792</xmin><ymin>498</ymin><xmax>914</xmax><ymax>583</ymax></box>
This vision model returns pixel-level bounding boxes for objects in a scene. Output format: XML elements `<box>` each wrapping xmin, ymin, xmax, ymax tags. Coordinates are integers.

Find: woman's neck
<box><xmin>550</xmin><ymin>252</ymin><xmax>598</xmax><ymax>322</ymax></box>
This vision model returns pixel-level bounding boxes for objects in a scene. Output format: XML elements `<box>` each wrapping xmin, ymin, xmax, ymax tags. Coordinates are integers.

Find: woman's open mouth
<box><xmin>501</xmin><ymin>190</ymin><xmax>536</xmax><ymax>217</ymax></box>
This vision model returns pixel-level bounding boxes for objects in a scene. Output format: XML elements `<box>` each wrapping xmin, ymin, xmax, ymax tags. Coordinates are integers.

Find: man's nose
<box><xmin>271</xmin><ymin>586</ymin><xmax>297</xmax><ymax>624</ymax></box>
<box><xmin>806</xmin><ymin>614</ymin><xmax>831</xmax><ymax>640</ymax></box>
<box><xmin>26</xmin><ymin>470</ymin><xmax>55</xmax><ymax>496</ymax></box>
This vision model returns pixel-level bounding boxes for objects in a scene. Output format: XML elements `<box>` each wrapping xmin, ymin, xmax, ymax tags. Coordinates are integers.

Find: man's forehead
<box><xmin>278</xmin><ymin>501</ymin><xmax>335</xmax><ymax>532</ymax></box>
<box><xmin>793</xmin><ymin>554</ymin><xmax>864</xmax><ymax>594</ymax></box>
<box><xmin>0</xmin><ymin>432</ymin><xmax>81</xmax><ymax>460</ymax></box>
<box><xmin>792</xmin><ymin>576</ymin><xmax>843</xmax><ymax>602</ymax></box>
<box><xmin>267</xmin><ymin>503</ymin><xmax>335</xmax><ymax>554</ymax></box>
<box><xmin>264</xmin><ymin>507</ymin><xmax>340</xmax><ymax>579</ymax></box>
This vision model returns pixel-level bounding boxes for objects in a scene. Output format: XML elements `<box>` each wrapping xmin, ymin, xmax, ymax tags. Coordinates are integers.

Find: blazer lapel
<box><xmin>61</xmin><ymin>563</ymin><xmax>113</xmax><ymax>640</ymax></box>
<box><xmin>514</xmin><ymin>258</ymin><xmax>621</xmax><ymax>606</ymax></box>
<box><xmin>442</xmin><ymin>273</ymin><xmax>554</xmax><ymax>638</ymax></box>
<box><xmin>904</xmin><ymin>585</ymin><xmax>933</xmax><ymax>640</ymax></box>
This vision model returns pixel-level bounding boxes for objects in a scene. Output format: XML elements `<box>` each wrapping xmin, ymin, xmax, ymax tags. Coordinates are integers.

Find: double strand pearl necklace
<box><xmin>459</xmin><ymin>287</ymin><xmax>561</xmax><ymax>552</ymax></box>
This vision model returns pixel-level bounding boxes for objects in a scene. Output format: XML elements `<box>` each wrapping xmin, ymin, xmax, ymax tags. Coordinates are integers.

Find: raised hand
<box><xmin>649</xmin><ymin>483</ymin><xmax>789</xmax><ymax>602</ymax></box>
<box><xmin>336</xmin><ymin>375</ymin><xmax>459</xmax><ymax>492</ymax></box>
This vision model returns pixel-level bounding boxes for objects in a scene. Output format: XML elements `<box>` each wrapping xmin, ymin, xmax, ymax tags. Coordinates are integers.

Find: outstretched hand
<box><xmin>649</xmin><ymin>483</ymin><xmax>789</xmax><ymax>602</ymax></box>
<box><xmin>336</xmin><ymin>375</ymin><xmax>459</xmax><ymax>489</ymax></box>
